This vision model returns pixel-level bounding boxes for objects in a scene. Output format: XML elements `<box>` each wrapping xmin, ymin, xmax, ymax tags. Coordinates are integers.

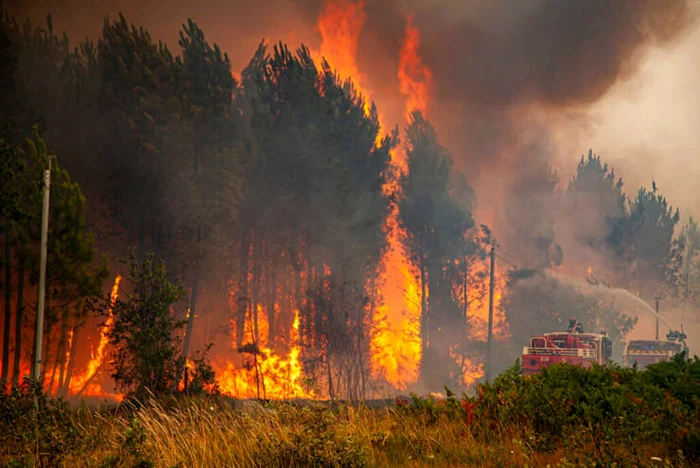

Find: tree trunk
<box><xmin>181</xmin><ymin>276</ymin><xmax>199</xmax><ymax>360</ymax></box>
<box><xmin>327</xmin><ymin>353</ymin><xmax>334</xmax><ymax>400</ymax></box>
<box><xmin>291</xmin><ymin>236</ymin><xmax>303</xmax><ymax>341</ymax></box>
<box><xmin>53</xmin><ymin>311</ymin><xmax>70</xmax><ymax>395</ymax></box>
<box><xmin>356</xmin><ymin>300</ymin><xmax>366</xmax><ymax>400</ymax></box>
<box><xmin>138</xmin><ymin>214</ymin><xmax>146</xmax><ymax>263</ymax></box>
<box><xmin>2</xmin><ymin>232</ymin><xmax>12</xmax><ymax>386</ymax></box>
<box><xmin>251</xmin><ymin>234</ymin><xmax>261</xmax><ymax>346</ymax></box>
<box><xmin>12</xmin><ymin>258</ymin><xmax>25</xmax><ymax>386</ymax></box>
<box><xmin>42</xmin><ymin>305</ymin><xmax>53</xmax><ymax>388</ymax></box>
<box><xmin>49</xmin><ymin>317</ymin><xmax>66</xmax><ymax>394</ymax></box>
<box><xmin>56</xmin><ymin>326</ymin><xmax>69</xmax><ymax>396</ymax></box>
<box><xmin>419</xmin><ymin>232</ymin><xmax>428</xmax><ymax>352</ymax></box>
<box><xmin>236</xmin><ymin>229</ymin><xmax>251</xmax><ymax>349</ymax></box>
<box><xmin>279</xmin><ymin>268</ymin><xmax>290</xmax><ymax>354</ymax></box>
<box><xmin>266</xmin><ymin>253</ymin><xmax>277</xmax><ymax>351</ymax></box>
<box><xmin>61</xmin><ymin>322</ymin><xmax>79</xmax><ymax>396</ymax></box>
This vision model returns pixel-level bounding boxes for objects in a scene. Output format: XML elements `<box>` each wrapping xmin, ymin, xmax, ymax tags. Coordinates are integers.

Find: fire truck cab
<box><xmin>521</xmin><ymin>319</ymin><xmax>612</xmax><ymax>375</ymax></box>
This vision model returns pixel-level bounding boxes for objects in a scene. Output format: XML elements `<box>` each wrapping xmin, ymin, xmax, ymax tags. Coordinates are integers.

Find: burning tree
<box><xmin>398</xmin><ymin>111</ymin><xmax>476</xmax><ymax>391</ymax></box>
<box><xmin>216</xmin><ymin>42</ymin><xmax>393</xmax><ymax>399</ymax></box>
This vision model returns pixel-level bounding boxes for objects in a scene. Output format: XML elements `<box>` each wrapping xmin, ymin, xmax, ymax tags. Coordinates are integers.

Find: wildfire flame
<box><xmin>368</xmin><ymin>8</ymin><xmax>438</xmax><ymax>390</ymax></box>
<box><xmin>215</xmin><ymin>307</ymin><xmax>310</xmax><ymax>399</ymax></box>
<box><xmin>398</xmin><ymin>14</ymin><xmax>434</xmax><ymax>119</ymax></box>
<box><xmin>76</xmin><ymin>1</ymin><xmax>506</xmax><ymax>400</ymax></box>
<box><xmin>69</xmin><ymin>274</ymin><xmax>121</xmax><ymax>397</ymax></box>
<box><xmin>317</xmin><ymin>0</ymin><xmax>371</xmax><ymax>116</ymax></box>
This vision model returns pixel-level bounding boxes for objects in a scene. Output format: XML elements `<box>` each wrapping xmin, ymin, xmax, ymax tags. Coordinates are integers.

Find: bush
<box><xmin>465</xmin><ymin>355</ymin><xmax>699</xmax><ymax>464</ymax></box>
<box><xmin>253</xmin><ymin>404</ymin><xmax>372</xmax><ymax>467</ymax></box>
<box><xmin>0</xmin><ymin>378</ymin><xmax>79</xmax><ymax>466</ymax></box>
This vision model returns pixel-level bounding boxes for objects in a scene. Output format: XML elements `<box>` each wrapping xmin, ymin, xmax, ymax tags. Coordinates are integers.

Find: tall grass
<box><xmin>2</xmin><ymin>356</ymin><xmax>697</xmax><ymax>467</ymax></box>
<box><xmin>63</xmin><ymin>398</ymin><xmax>537</xmax><ymax>467</ymax></box>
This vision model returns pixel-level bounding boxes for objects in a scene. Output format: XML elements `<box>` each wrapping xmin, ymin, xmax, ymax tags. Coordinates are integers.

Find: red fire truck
<box><xmin>623</xmin><ymin>330</ymin><xmax>688</xmax><ymax>369</ymax></box>
<box><xmin>521</xmin><ymin>319</ymin><xmax>613</xmax><ymax>375</ymax></box>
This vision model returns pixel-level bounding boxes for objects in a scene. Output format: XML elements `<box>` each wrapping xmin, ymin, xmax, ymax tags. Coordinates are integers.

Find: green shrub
<box><xmin>0</xmin><ymin>378</ymin><xmax>79</xmax><ymax>466</ymax></box>
<box><xmin>466</xmin><ymin>356</ymin><xmax>699</xmax><ymax>464</ymax></box>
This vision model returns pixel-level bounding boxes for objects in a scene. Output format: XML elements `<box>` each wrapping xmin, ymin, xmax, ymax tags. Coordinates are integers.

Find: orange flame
<box><xmin>369</xmin><ymin>11</ymin><xmax>437</xmax><ymax>390</ymax></box>
<box><xmin>317</xmin><ymin>0</ymin><xmax>372</xmax><ymax>115</ymax></box>
<box><xmin>398</xmin><ymin>14</ymin><xmax>434</xmax><ymax>118</ymax></box>
<box><xmin>69</xmin><ymin>274</ymin><xmax>121</xmax><ymax>396</ymax></box>
<box><xmin>215</xmin><ymin>307</ymin><xmax>311</xmax><ymax>399</ymax></box>
<box><xmin>317</xmin><ymin>2</ymin><xmax>430</xmax><ymax>391</ymax></box>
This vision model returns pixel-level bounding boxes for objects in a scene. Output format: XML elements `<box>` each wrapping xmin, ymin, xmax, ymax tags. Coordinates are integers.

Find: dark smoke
<box><xmin>7</xmin><ymin>0</ymin><xmax>695</xmax><ymax>252</ymax></box>
<box><xmin>407</xmin><ymin>0</ymin><xmax>693</xmax><ymax>172</ymax></box>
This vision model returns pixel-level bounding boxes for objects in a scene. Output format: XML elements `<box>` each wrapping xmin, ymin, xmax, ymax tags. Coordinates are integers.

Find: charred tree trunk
<box><xmin>2</xmin><ymin>232</ymin><xmax>12</xmax><ymax>386</ymax></box>
<box><xmin>61</xmin><ymin>321</ymin><xmax>79</xmax><ymax>396</ymax></box>
<box><xmin>181</xmin><ymin>276</ymin><xmax>199</xmax><ymax>360</ymax></box>
<box><xmin>306</xmin><ymin>241</ymin><xmax>313</xmax><ymax>348</ymax></box>
<box><xmin>12</xmin><ymin>258</ymin><xmax>25</xmax><ymax>386</ymax></box>
<box><xmin>419</xmin><ymin>230</ymin><xmax>429</xmax><ymax>353</ymax></box>
<box><xmin>54</xmin><ymin>311</ymin><xmax>70</xmax><ymax>396</ymax></box>
<box><xmin>266</xmin><ymin>252</ymin><xmax>277</xmax><ymax>351</ymax></box>
<box><xmin>290</xmin><ymin>237</ymin><xmax>303</xmax><ymax>342</ymax></box>
<box><xmin>279</xmin><ymin>268</ymin><xmax>290</xmax><ymax>354</ymax></box>
<box><xmin>251</xmin><ymin>235</ymin><xmax>261</xmax><ymax>345</ymax></box>
<box><xmin>43</xmin><ymin>303</ymin><xmax>53</xmax><ymax>388</ymax></box>
<box><xmin>236</xmin><ymin>229</ymin><xmax>251</xmax><ymax>349</ymax></box>
<box><xmin>356</xmin><ymin>298</ymin><xmax>367</xmax><ymax>400</ymax></box>
<box><xmin>327</xmin><ymin>353</ymin><xmax>334</xmax><ymax>400</ymax></box>
<box><xmin>183</xmin><ymin>139</ymin><xmax>202</xmax><ymax>357</ymax></box>
<box><xmin>138</xmin><ymin>214</ymin><xmax>146</xmax><ymax>263</ymax></box>
<box><xmin>182</xmin><ymin>218</ymin><xmax>202</xmax><ymax>360</ymax></box>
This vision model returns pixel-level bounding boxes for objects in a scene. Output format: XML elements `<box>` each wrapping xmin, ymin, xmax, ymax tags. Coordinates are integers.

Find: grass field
<box><xmin>1</xmin><ymin>357</ymin><xmax>697</xmax><ymax>467</ymax></box>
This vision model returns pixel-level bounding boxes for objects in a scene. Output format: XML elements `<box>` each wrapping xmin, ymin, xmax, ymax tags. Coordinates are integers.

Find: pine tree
<box><xmin>625</xmin><ymin>184</ymin><xmax>680</xmax><ymax>298</ymax></box>
<box><xmin>20</xmin><ymin>129</ymin><xmax>108</xmax><ymax>394</ymax></box>
<box><xmin>174</xmin><ymin>19</ymin><xmax>245</xmax><ymax>359</ymax></box>
<box><xmin>567</xmin><ymin>150</ymin><xmax>627</xmax><ymax>255</ymax></box>
<box><xmin>399</xmin><ymin>110</ymin><xmax>474</xmax><ymax>390</ymax></box>
<box><xmin>669</xmin><ymin>218</ymin><xmax>700</xmax><ymax>309</ymax></box>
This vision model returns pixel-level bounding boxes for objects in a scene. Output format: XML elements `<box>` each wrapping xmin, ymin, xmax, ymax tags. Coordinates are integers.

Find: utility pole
<box><xmin>485</xmin><ymin>243</ymin><xmax>496</xmax><ymax>382</ymax></box>
<box><xmin>33</xmin><ymin>156</ymin><xmax>52</xmax><ymax>382</ymax></box>
<box><xmin>654</xmin><ymin>297</ymin><xmax>660</xmax><ymax>340</ymax></box>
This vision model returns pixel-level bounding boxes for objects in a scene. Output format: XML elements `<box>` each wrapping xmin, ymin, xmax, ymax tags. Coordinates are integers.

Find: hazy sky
<box><xmin>580</xmin><ymin>17</ymin><xmax>700</xmax><ymax>219</ymax></box>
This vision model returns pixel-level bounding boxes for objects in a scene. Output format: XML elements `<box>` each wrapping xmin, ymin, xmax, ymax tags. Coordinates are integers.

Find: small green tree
<box><xmin>108</xmin><ymin>253</ymin><xmax>186</xmax><ymax>398</ymax></box>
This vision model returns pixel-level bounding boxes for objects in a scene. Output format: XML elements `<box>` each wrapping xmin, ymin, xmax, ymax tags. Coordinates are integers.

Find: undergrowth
<box><xmin>0</xmin><ymin>355</ymin><xmax>697</xmax><ymax>467</ymax></box>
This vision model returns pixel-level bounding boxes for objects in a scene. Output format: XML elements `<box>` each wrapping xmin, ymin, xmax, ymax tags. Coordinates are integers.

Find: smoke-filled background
<box><xmin>9</xmin><ymin>0</ymin><xmax>699</xmax><ymax>210</ymax></box>
<box><xmin>2</xmin><ymin>0</ymin><xmax>699</xmax><ymax>400</ymax></box>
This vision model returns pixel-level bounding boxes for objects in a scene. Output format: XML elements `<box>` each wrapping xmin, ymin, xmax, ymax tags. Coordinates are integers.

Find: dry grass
<box><xmin>58</xmin><ymin>397</ymin><xmax>545</xmax><ymax>467</ymax></box>
<box><xmin>5</xmin><ymin>360</ymin><xmax>696</xmax><ymax>466</ymax></box>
